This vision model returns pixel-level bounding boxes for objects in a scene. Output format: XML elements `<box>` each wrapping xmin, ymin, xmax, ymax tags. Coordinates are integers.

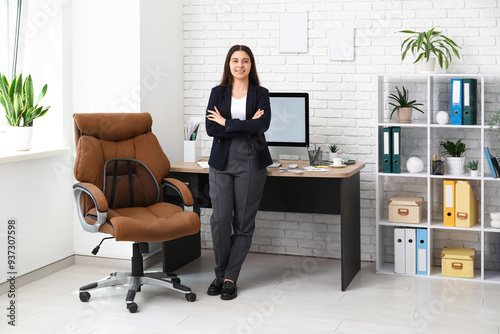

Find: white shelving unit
<box><xmin>375</xmin><ymin>73</ymin><xmax>500</xmax><ymax>284</ymax></box>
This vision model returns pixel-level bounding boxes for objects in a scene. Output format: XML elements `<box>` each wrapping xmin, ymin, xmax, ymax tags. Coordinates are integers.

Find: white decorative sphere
<box><xmin>406</xmin><ymin>156</ymin><xmax>424</xmax><ymax>173</ymax></box>
<box><xmin>436</xmin><ymin>111</ymin><xmax>450</xmax><ymax>125</ymax></box>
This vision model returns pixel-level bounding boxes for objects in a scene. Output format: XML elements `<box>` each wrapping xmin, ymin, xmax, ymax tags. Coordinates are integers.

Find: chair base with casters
<box><xmin>79</xmin><ymin>242</ymin><xmax>196</xmax><ymax>313</ymax></box>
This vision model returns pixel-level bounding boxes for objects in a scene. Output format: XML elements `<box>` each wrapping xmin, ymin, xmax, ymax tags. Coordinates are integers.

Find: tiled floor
<box><xmin>1</xmin><ymin>250</ymin><xmax>499</xmax><ymax>333</ymax></box>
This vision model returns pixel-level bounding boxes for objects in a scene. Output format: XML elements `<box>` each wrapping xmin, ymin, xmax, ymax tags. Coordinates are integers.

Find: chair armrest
<box><xmin>73</xmin><ymin>182</ymin><xmax>109</xmax><ymax>233</ymax></box>
<box><xmin>163</xmin><ymin>178</ymin><xmax>194</xmax><ymax>211</ymax></box>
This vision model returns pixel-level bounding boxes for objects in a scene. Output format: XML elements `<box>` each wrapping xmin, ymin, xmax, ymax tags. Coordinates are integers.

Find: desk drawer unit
<box><xmin>388</xmin><ymin>196</ymin><xmax>424</xmax><ymax>224</ymax></box>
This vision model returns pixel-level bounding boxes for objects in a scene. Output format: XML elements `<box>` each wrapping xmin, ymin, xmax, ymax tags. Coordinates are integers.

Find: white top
<box><xmin>231</xmin><ymin>95</ymin><xmax>247</xmax><ymax>120</ymax></box>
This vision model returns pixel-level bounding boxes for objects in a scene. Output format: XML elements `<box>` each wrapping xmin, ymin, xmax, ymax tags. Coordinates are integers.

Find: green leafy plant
<box><xmin>488</xmin><ymin>109</ymin><xmax>500</xmax><ymax>154</ymax></box>
<box><xmin>329</xmin><ymin>144</ymin><xmax>339</xmax><ymax>153</ymax></box>
<box><xmin>388</xmin><ymin>86</ymin><xmax>424</xmax><ymax>119</ymax></box>
<box><xmin>0</xmin><ymin>73</ymin><xmax>50</xmax><ymax>127</ymax></box>
<box><xmin>440</xmin><ymin>139</ymin><xmax>468</xmax><ymax>157</ymax></box>
<box><xmin>466</xmin><ymin>160</ymin><xmax>478</xmax><ymax>171</ymax></box>
<box><xmin>399</xmin><ymin>27</ymin><xmax>461</xmax><ymax>69</ymax></box>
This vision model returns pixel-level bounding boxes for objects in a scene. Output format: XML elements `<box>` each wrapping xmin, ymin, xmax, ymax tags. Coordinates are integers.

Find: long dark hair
<box><xmin>219</xmin><ymin>45</ymin><xmax>260</xmax><ymax>87</ymax></box>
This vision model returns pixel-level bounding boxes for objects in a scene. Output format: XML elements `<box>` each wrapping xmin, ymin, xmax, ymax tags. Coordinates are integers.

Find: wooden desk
<box><xmin>171</xmin><ymin>159</ymin><xmax>363</xmax><ymax>178</ymax></box>
<box><xmin>167</xmin><ymin>160</ymin><xmax>365</xmax><ymax>291</ymax></box>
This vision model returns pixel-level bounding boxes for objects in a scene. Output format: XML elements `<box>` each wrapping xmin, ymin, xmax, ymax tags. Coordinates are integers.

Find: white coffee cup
<box><xmin>332</xmin><ymin>158</ymin><xmax>343</xmax><ymax>166</ymax></box>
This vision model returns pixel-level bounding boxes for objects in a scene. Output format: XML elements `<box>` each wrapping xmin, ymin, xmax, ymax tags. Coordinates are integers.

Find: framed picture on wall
<box><xmin>279</xmin><ymin>12</ymin><xmax>308</xmax><ymax>53</ymax></box>
<box><xmin>330</xmin><ymin>28</ymin><xmax>355</xmax><ymax>61</ymax></box>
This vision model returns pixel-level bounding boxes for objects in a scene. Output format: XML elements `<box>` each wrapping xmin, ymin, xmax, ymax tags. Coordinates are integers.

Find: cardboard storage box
<box><xmin>388</xmin><ymin>196</ymin><xmax>424</xmax><ymax>224</ymax></box>
<box><xmin>441</xmin><ymin>247</ymin><xmax>475</xmax><ymax>278</ymax></box>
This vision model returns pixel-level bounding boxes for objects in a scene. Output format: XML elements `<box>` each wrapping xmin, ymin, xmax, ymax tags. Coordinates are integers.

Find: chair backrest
<box><xmin>73</xmin><ymin>113</ymin><xmax>170</xmax><ymax>209</ymax></box>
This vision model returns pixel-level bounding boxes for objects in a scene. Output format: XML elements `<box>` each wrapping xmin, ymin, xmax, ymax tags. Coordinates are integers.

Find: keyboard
<box><xmin>197</xmin><ymin>161</ymin><xmax>210</xmax><ymax>169</ymax></box>
<box><xmin>268</xmin><ymin>162</ymin><xmax>282</xmax><ymax>168</ymax></box>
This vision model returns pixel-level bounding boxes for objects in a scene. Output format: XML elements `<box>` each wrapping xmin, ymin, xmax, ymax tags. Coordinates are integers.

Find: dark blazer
<box><xmin>206</xmin><ymin>83</ymin><xmax>273</xmax><ymax>170</ymax></box>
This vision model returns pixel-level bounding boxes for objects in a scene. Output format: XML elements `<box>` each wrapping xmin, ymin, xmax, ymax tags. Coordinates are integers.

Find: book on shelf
<box><xmin>484</xmin><ymin>147</ymin><xmax>497</xmax><ymax>178</ymax></box>
<box><xmin>492</xmin><ymin>157</ymin><xmax>500</xmax><ymax>177</ymax></box>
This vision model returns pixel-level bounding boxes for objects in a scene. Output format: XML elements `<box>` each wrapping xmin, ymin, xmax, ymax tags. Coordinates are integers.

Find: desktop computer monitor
<box><xmin>266</xmin><ymin>92</ymin><xmax>309</xmax><ymax>161</ymax></box>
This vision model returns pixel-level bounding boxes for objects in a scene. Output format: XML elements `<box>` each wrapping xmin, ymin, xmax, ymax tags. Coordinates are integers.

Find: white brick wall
<box><xmin>183</xmin><ymin>0</ymin><xmax>500</xmax><ymax>263</ymax></box>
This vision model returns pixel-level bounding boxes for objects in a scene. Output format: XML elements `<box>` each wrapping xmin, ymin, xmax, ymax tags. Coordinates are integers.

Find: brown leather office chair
<box><xmin>72</xmin><ymin>112</ymin><xmax>201</xmax><ymax>313</ymax></box>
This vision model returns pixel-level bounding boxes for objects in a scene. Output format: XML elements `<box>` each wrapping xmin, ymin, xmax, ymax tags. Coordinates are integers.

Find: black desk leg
<box><xmin>340</xmin><ymin>173</ymin><xmax>361</xmax><ymax>291</ymax></box>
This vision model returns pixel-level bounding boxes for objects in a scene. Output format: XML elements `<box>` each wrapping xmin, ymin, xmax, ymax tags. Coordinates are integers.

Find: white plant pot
<box><xmin>418</xmin><ymin>58</ymin><xmax>436</xmax><ymax>73</ymax></box>
<box><xmin>7</xmin><ymin>126</ymin><xmax>34</xmax><ymax>151</ymax></box>
<box><xmin>446</xmin><ymin>157</ymin><xmax>465</xmax><ymax>175</ymax></box>
<box><xmin>329</xmin><ymin>152</ymin><xmax>338</xmax><ymax>162</ymax></box>
<box><xmin>470</xmin><ymin>170</ymin><xmax>478</xmax><ymax>177</ymax></box>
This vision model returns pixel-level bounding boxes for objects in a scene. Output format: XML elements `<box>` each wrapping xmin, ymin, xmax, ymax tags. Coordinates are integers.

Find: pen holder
<box><xmin>184</xmin><ymin>140</ymin><xmax>200</xmax><ymax>163</ymax></box>
<box><xmin>432</xmin><ymin>160</ymin><xmax>444</xmax><ymax>175</ymax></box>
<box><xmin>308</xmin><ymin>150</ymin><xmax>322</xmax><ymax>166</ymax></box>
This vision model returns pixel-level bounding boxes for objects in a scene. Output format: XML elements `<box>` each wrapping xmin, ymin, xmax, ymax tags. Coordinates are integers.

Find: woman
<box><xmin>205</xmin><ymin>45</ymin><xmax>272</xmax><ymax>300</ymax></box>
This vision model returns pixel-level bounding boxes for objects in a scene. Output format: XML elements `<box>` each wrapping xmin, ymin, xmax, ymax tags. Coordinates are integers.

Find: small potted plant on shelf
<box><xmin>388</xmin><ymin>86</ymin><xmax>424</xmax><ymax>123</ymax></box>
<box><xmin>328</xmin><ymin>144</ymin><xmax>339</xmax><ymax>162</ymax></box>
<box><xmin>466</xmin><ymin>160</ymin><xmax>479</xmax><ymax>177</ymax></box>
<box><xmin>399</xmin><ymin>27</ymin><xmax>461</xmax><ymax>72</ymax></box>
<box><xmin>0</xmin><ymin>73</ymin><xmax>50</xmax><ymax>150</ymax></box>
<box><xmin>440</xmin><ymin>139</ymin><xmax>468</xmax><ymax>175</ymax></box>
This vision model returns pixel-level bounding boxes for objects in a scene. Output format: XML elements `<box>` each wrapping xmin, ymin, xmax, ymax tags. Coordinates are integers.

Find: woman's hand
<box><xmin>206</xmin><ymin>106</ymin><xmax>226</xmax><ymax>126</ymax></box>
<box><xmin>252</xmin><ymin>109</ymin><xmax>264</xmax><ymax>119</ymax></box>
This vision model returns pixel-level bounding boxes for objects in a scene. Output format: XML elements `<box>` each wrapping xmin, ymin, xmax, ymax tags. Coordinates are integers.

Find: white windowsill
<box><xmin>0</xmin><ymin>146</ymin><xmax>72</xmax><ymax>164</ymax></box>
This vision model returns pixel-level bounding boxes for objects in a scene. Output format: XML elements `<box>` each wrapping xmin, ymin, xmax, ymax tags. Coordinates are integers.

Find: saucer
<box><xmin>330</xmin><ymin>164</ymin><xmax>346</xmax><ymax>168</ymax></box>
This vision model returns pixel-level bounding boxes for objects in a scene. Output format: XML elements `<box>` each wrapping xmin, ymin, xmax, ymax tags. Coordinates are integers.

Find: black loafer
<box><xmin>207</xmin><ymin>277</ymin><xmax>224</xmax><ymax>296</ymax></box>
<box><xmin>221</xmin><ymin>281</ymin><xmax>237</xmax><ymax>300</ymax></box>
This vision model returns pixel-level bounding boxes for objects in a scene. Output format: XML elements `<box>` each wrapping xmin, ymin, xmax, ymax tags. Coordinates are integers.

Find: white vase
<box><xmin>7</xmin><ymin>126</ymin><xmax>34</xmax><ymax>151</ymax></box>
<box><xmin>446</xmin><ymin>157</ymin><xmax>465</xmax><ymax>175</ymax></box>
<box><xmin>418</xmin><ymin>58</ymin><xmax>436</xmax><ymax>73</ymax></box>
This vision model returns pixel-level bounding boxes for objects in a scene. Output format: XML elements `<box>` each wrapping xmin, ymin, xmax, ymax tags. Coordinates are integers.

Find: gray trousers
<box><xmin>209</xmin><ymin>137</ymin><xmax>267</xmax><ymax>282</ymax></box>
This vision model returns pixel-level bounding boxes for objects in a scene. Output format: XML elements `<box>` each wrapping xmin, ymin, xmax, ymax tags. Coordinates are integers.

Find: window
<box><xmin>0</xmin><ymin>0</ymin><xmax>21</xmax><ymax>80</ymax></box>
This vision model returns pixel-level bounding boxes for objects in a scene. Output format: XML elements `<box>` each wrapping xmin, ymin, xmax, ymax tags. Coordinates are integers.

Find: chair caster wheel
<box><xmin>185</xmin><ymin>292</ymin><xmax>196</xmax><ymax>302</ymax></box>
<box><xmin>172</xmin><ymin>277</ymin><xmax>181</xmax><ymax>284</ymax></box>
<box><xmin>127</xmin><ymin>302</ymin><xmax>138</xmax><ymax>313</ymax></box>
<box><xmin>79</xmin><ymin>292</ymin><xmax>91</xmax><ymax>302</ymax></box>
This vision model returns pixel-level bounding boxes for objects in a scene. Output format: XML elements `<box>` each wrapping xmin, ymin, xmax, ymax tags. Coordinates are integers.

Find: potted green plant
<box><xmin>328</xmin><ymin>144</ymin><xmax>339</xmax><ymax>161</ymax></box>
<box><xmin>399</xmin><ymin>27</ymin><xmax>461</xmax><ymax>72</ymax></box>
<box><xmin>466</xmin><ymin>160</ymin><xmax>479</xmax><ymax>177</ymax></box>
<box><xmin>0</xmin><ymin>73</ymin><xmax>50</xmax><ymax>150</ymax></box>
<box><xmin>388</xmin><ymin>86</ymin><xmax>424</xmax><ymax>123</ymax></box>
<box><xmin>440</xmin><ymin>139</ymin><xmax>468</xmax><ymax>174</ymax></box>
